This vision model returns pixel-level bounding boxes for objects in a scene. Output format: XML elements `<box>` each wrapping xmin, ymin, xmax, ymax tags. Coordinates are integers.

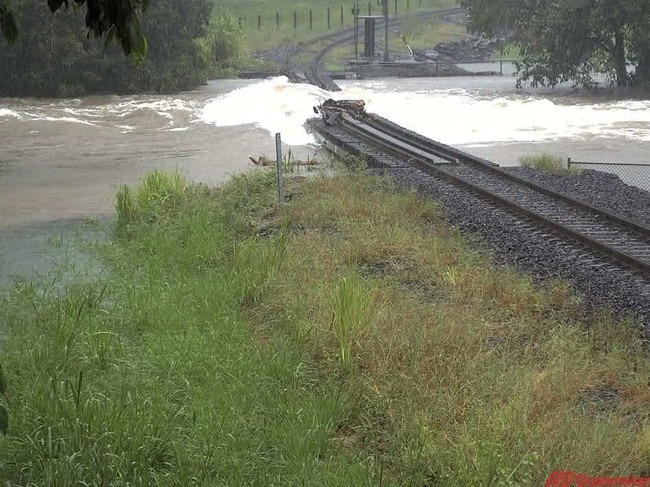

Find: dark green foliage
<box><xmin>0</xmin><ymin>363</ymin><xmax>7</xmax><ymax>436</ymax></box>
<box><xmin>1</xmin><ymin>0</ymin><xmax>147</xmax><ymax>57</ymax></box>
<box><xmin>460</xmin><ymin>0</ymin><xmax>650</xmax><ymax>89</ymax></box>
<box><xmin>0</xmin><ymin>405</ymin><xmax>7</xmax><ymax>436</ymax></box>
<box><xmin>0</xmin><ymin>363</ymin><xmax>6</xmax><ymax>396</ymax></box>
<box><xmin>0</xmin><ymin>0</ymin><xmax>212</xmax><ymax>95</ymax></box>
<box><xmin>198</xmin><ymin>10</ymin><xmax>246</xmax><ymax>77</ymax></box>
<box><xmin>0</xmin><ymin>0</ymin><xmax>18</xmax><ymax>43</ymax></box>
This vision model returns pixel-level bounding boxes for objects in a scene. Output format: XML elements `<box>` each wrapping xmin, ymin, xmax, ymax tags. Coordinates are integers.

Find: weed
<box><xmin>520</xmin><ymin>153</ymin><xmax>579</xmax><ymax>175</ymax></box>
<box><xmin>114</xmin><ymin>169</ymin><xmax>187</xmax><ymax>230</ymax></box>
<box><xmin>331</xmin><ymin>272</ymin><xmax>374</xmax><ymax>369</ymax></box>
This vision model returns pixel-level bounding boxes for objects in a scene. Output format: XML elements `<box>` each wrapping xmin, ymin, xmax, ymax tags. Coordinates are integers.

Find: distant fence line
<box><xmin>236</xmin><ymin>0</ymin><xmax>445</xmax><ymax>30</ymax></box>
<box><xmin>567</xmin><ymin>158</ymin><xmax>650</xmax><ymax>192</ymax></box>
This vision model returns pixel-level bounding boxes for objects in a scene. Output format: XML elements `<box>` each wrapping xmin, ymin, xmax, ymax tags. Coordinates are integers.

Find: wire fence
<box><xmin>236</xmin><ymin>0</ymin><xmax>450</xmax><ymax>31</ymax></box>
<box><xmin>567</xmin><ymin>158</ymin><xmax>650</xmax><ymax>193</ymax></box>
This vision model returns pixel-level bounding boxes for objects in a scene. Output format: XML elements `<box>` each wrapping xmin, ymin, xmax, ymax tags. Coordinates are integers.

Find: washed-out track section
<box><xmin>284</xmin><ymin>7</ymin><xmax>466</xmax><ymax>91</ymax></box>
<box><xmin>308</xmin><ymin>106</ymin><xmax>650</xmax><ymax>327</ymax></box>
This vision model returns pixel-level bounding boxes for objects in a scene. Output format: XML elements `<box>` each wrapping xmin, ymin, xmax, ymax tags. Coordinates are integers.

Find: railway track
<box><xmin>310</xmin><ymin>102</ymin><xmax>650</xmax><ymax>279</ymax></box>
<box><xmin>283</xmin><ymin>7</ymin><xmax>466</xmax><ymax>91</ymax></box>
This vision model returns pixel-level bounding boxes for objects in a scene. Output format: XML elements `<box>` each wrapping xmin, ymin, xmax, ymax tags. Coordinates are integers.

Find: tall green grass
<box><xmin>331</xmin><ymin>272</ymin><xmax>375</xmax><ymax>369</ymax></box>
<box><xmin>115</xmin><ymin>168</ymin><xmax>187</xmax><ymax>229</ymax></box>
<box><xmin>0</xmin><ymin>170</ymin><xmax>372</xmax><ymax>485</ymax></box>
<box><xmin>3</xmin><ymin>167</ymin><xmax>649</xmax><ymax>485</ymax></box>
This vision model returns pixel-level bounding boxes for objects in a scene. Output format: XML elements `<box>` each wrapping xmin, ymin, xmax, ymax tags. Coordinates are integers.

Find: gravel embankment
<box><xmin>505</xmin><ymin>167</ymin><xmax>650</xmax><ymax>227</ymax></box>
<box><xmin>376</xmin><ymin>165</ymin><xmax>650</xmax><ymax>331</ymax></box>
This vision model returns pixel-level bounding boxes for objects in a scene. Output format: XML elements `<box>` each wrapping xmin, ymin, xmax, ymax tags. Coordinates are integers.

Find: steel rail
<box><xmin>361</xmin><ymin>113</ymin><xmax>650</xmax><ymax>238</ymax></box>
<box><xmin>322</xmin><ymin>111</ymin><xmax>650</xmax><ymax>277</ymax></box>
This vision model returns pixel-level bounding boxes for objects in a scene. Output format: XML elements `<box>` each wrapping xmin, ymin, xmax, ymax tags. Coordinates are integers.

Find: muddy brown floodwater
<box><xmin>0</xmin><ymin>79</ymin><xmax>319</xmax><ymax>285</ymax></box>
<box><xmin>3</xmin><ymin>75</ymin><xmax>650</xmax><ymax>286</ymax></box>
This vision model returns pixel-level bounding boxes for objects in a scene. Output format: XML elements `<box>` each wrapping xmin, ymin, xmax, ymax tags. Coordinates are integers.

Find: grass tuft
<box><xmin>331</xmin><ymin>272</ymin><xmax>375</xmax><ymax>370</ymax></box>
<box><xmin>519</xmin><ymin>153</ymin><xmax>579</xmax><ymax>175</ymax></box>
<box><xmin>114</xmin><ymin>169</ymin><xmax>187</xmax><ymax>230</ymax></box>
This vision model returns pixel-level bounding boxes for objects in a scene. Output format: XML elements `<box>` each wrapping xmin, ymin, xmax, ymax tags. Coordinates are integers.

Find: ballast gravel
<box><xmin>373</xmin><ymin>164</ymin><xmax>650</xmax><ymax>332</ymax></box>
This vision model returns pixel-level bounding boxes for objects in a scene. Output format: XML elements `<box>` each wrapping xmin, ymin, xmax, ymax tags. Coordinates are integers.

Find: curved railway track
<box><xmin>310</xmin><ymin>104</ymin><xmax>650</xmax><ymax>279</ymax></box>
<box><xmin>282</xmin><ymin>7</ymin><xmax>466</xmax><ymax>91</ymax></box>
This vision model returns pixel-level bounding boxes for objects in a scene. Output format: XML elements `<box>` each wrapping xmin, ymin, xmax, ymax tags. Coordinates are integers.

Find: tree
<box><xmin>460</xmin><ymin>0</ymin><xmax>650</xmax><ymax>89</ymax></box>
<box><xmin>0</xmin><ymin>0</ymin><xmax>147</xmax><ymax>57</ymax></box>
<box><xmin>0</xmin><ymin>0</ymin><xmax>212</xmax><ymax>96</ymax></box>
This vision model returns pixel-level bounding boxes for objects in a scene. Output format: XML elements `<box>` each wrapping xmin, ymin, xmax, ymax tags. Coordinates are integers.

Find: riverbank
<box><xmin>1</xmin><ymin>166</ymin><xmax>650</xmax><ymax>485</ymax></box>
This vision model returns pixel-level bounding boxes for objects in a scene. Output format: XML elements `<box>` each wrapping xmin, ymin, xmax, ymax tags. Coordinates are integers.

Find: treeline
<box><xmin>0</xmin><ymin>0</ymin><xmax>245</xmax><ymax>97</ymax></box>
<box><xmin>461</xmin><ymin>0</ymin><xmax>650</xmax><ymax>90</ymax></box>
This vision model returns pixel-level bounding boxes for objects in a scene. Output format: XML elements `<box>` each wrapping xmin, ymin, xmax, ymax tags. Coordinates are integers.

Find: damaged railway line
<box><xmin>308</xmin><ymin>99</ymin><xmax>650</xmax><ymax>328</ymax></box>
<box><xmin>281</xmin><ymin>7</ymin><xmax>467</xmax><ymax>91</ymax></box>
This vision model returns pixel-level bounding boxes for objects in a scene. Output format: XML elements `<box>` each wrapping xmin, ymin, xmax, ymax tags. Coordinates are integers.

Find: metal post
<box><xmin>257</xmin><ymin>15</ymin><xmax>261</xmax><ymax>28</ymax></box>
<box><xmin>394</xmin><ymin>0</ymin><xmax>397</xmax><ymax>14</ymax></box>
<box><xmin>309</xmin><ymin>9</ymin><xmax>313</xmax><ymax>29</ymax></box>
<box><xmin>276</xmin><ymin>12</ymin><xmax>279</xmax><ymax>29</ymax></box>
<box><xmin>354</xmin><ymin>1</ymin><xmax>359</xmax><ymax>61</ymax></box>
<box><xmin>275</xmin><ymin>133</ymin><xmax>284</xmax><ymax>205</ymax></box>
<box><xmin>341</xmin><ymin>4</ymin><xmax>344</xmax><ymax>26</ymax></box>
<box><xmin>294</xmin><ymin>11</ymin><xmax>297</xmax><ymax>29</ymax></box>
<box><xmin>328</xmin><ymin>5</ymin><xmax>331</xmax><ymax>29</ymax></box>
<box><xmin>368</xmin><ymin>1</ymin><xmax>371</xmax><ymax>15</ymax></box>
<box><xmin>567</xmin><ymin>157</ymin><xmax>572</xmax><ymax>171</ymax></box>
<box><xmin>383</xmin><ymin>0</ymin><xmax>389</xmax><ymax>62</ymax></box>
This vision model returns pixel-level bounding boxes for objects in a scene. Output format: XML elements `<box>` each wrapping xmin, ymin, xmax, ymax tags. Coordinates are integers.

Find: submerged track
<box><xmin>310</xmin><ymin>105</ymin><xmax>650</xmax><ymax>279</ymax></box>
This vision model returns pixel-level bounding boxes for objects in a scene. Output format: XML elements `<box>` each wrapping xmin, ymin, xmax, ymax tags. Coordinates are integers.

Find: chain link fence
<box><xmin>567</xmin><ymin>158</ymin><xmax>650</xmax><ymax>193</ymax></box>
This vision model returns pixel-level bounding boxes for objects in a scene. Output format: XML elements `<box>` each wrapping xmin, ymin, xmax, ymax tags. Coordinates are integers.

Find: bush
<box><xmin>519</xmin><ymin>153</ymin><xmax>578</xmax><ymax>175</ymax></box>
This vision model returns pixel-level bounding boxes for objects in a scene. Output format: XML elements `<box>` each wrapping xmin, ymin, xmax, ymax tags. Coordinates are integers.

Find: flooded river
<box><xmin>2</xmin><ymin>75</ymin><xmax>650</xmax><ymax>283</ymax></box>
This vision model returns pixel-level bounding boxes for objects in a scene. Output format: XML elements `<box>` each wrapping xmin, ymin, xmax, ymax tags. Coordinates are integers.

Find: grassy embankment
<box><xmin>212</xmin><ymin>0</ymin><xmax>461</xmax><ymax>71</ymax></box>
<box><xmin>2</xmin><ymin>164</ymin><xmax>650</xmax><ymax>485</ymax></box>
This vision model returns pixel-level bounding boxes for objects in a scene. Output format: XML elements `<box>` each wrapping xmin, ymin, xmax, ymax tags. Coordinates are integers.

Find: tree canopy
<box><xmin>1</xmin><ymin>0</ymin><xmax>147</xmax><ymax>57</ymax></box>
<box><xmin>460</xmin><ymin>0</ymin><xmax>650</xmax><ymax>89</ymax></box>
<box><xmin>0</xmin><ymin>0</ymin><xmax>239</xmax><ymax>96</ymax></box>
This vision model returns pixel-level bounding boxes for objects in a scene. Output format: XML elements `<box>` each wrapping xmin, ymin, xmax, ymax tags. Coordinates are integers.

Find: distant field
<box><xmin>212</xmin><ymin>0</ymin><xmax>459</xmax><ymax>51</ymax></box>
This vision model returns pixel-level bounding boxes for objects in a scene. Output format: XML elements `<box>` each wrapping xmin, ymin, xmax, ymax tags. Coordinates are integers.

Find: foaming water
<box><xmin>5</xmin><ymin>76</ymin><xmax>650</xmax><ymax>148</ymax></box>
<box><xmin>3</xmin><ymin>76</ymin><xmax>650</xmax><ymax>285</ymax></box>
<box><xmin>201</xmin><ymin>76</ymin><xmax>650</xmax><ymax>147</ymax></box>
<box><xmin>0</xmin><ymin>95</ymin><xmax>203</xmax><ymax>131</ymax></box>
<box><xmin>201</xmin><ymin>77</ymin><xmax>330</xmax><ymax>145</ymax></box>
<box><xmin>2</xmin><ymin>75</ymin><xmax>650</xmax><ymax>229</ymax></box>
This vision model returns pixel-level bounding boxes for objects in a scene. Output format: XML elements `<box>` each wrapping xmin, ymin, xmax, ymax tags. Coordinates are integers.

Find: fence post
<box><xmin>257</xmin><ymin>15</ymin><xmax>261</xmax><ymax>28</ymax></box>
<box><xmin>394</xmin><ymin>0</ymin><xmax>397</xmax><ymax>14</ymax></box>
<box><xmin>276</xmin><ymin>12</ymin><xmax>279</xmax><ymax>29</ymax></box>
<box><xmin>309</xmin><ymin>9</ymin><xmax>313</xmax><ymax>29</ymax></box>
<box><xmin>275</xmin><ymin>133</ymin><xmax>284</xmax><ymax>206</ymax></box>
<box><xmin>567</xmin><ymin>157</ymin><xmax>572</xmax><ymax>171</ymax></box>
<box><xmin>341</xmin><ymin>4</ymin><xmax>344</xmax><ymax>25</ymax></box>
<box><xmin>368</xmin><ymin>1</ymin><xmax>371</xmax><ymax>14</ymax></box>
<box><xmin>328</xmin><ymin>5</ymin><xmax>331</xmax><ymax>29</ymax></box>
<box><xmin>500</xmin><ymin>59</ymin><xmax>503</xmax><ymax>75</ymax></box>
<box><xmin>294</xmin><ymin>11</ymin><xmax>297</xmax><ymax>29</ymax></box>
<box><xmin>407</xmin><ymin>0</ymin><xmax>409</xmax><ymax>11</ymax></box>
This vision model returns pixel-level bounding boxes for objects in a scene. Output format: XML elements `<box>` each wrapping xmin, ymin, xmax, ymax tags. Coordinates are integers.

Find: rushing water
<box><xmin>2</xmin><ymin>74</ymin><xmax>650</xmax><ymax>283</ymax></box>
